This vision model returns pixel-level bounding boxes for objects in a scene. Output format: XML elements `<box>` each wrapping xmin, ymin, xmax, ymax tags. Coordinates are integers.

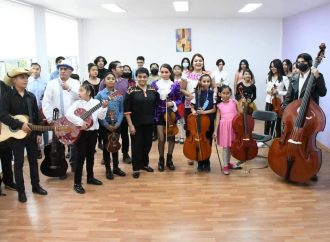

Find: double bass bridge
<box><xmin>288</xmin><ymin>139</ymin><xmax>302</xmax><ymax>145</ymax></box>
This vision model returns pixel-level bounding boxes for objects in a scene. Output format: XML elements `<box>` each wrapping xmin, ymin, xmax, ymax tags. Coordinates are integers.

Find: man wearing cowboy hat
<box><xmin>0</xmin><ymin>68</ymin><xmax>47</xmax><ymax>203</ymax></box>
<box><xmin>0</xmin><ymin>79</ymin><xmax>16</xmax><ymax>194</ymax></box>
<box><xmin>42</xmin><ymin>60</ymin><xmax>80</xmax><ymax>176</ymax></box>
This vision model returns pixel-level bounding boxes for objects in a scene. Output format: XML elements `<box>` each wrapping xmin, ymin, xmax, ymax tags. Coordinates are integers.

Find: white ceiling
<box><xmin>21</xmin><ymin>0</ymin><xmax>330</xmax><ymax>19</ymax></box>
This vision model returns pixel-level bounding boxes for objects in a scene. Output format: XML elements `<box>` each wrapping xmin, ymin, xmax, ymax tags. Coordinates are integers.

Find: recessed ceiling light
<box><xmin>173</xmin><ymin>1</ymin><xmax>189</xmax><ymax>12</ymax></box>
<box><xmin>101</xmin><ymin>4</ymin><xmax>127</xmax><ymax>13</ymax></box>
<box><xmin>238</xmin><ymin>3</ymin><xmax>263</xmax><ymax>13</ymax></box>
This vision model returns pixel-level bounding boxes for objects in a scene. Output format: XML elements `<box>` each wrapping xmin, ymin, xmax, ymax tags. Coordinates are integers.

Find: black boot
<box><xmin>166</xmin><ymin>154</ymin><xmax>175</xmax><ymax>171</ymax></box>
<box><xmin>158</xmin><ymin>156</ymin><xmax>165</xmax><ymax>172</ymax></box>
<box><xmin>106</xmin><ymin>167</ymin><xmax>114</xmax><ymax>180</ymax></box>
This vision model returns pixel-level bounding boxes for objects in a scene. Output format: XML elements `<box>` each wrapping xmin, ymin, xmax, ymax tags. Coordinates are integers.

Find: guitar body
<box><xmin>0</xmin><ymin>115</ymin><xmax>29</xmax><ymax>142</ymax></box>
<box><xmin>40</xmin><ymin>142</ymin><xmax>68</xmax><ymax>177</ymax></box>
<box><xmin>56</xmin><ymin>108</ymin><xmax>93</xmax><ymax>145</ymax></box>
<box><xmin>106</xmin><ymin>132</ymin><xmax>121</xmax><ymax>153</ymax></box>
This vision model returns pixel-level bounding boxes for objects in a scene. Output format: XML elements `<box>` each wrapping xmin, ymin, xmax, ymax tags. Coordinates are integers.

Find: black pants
<box><xmin>130</xmin><ymin>124</ymin><xmax>153</xmax><ymax>171</ymax></box>
<box><xmin>120</xmin><ymin>118</ymin><xmax>129</xmax><ymax>154</ymax></box>
<box><xmin>100</xmin><ymin>125</ymin><xmax>119</xmax><ymax>170</ymax></box>
<box><xmin>264</xmin><ymin>103</ymin><xmax>281</xmax><ymax>137</ymax></box>
<box><xmin>184</xmin><ymin>108</ymin><xmax>192</xmax><ymax>135</ymax></box>
<box><xmin>74</xmin><ymin>130</ymin><xmax>97</xmax><ymax>184</ymax></box>
<box><xmin>9</xmin><ymin>133</ymin><xmax>40</xmax><ymax>192</ymax></box>
<box><xmin>0</xmin><ymin>142</ymin><xmax>14</xmax><ymax>185</ymax></box>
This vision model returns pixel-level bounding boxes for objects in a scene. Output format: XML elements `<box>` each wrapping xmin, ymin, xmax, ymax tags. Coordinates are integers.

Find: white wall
<box><xmin>80</xmin><ymin>18</ymin><xmax>282</xmax><ymax>109</ymax></box>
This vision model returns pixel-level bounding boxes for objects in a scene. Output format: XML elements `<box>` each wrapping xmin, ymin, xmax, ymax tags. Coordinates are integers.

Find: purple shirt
<box><xmin>99</xmin><ymin>77</ymin><xmax>129</xmax><ymax>97</ymax></box>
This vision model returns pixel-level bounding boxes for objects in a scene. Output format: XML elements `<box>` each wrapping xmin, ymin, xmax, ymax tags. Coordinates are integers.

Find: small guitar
<box><xmin>0</xmin><ymin>115</ymin><xmax>70</xmax><ymax>142</ymax></box>
<box><xmin>106</xmin><ymin>111</ymin><xmax>121</xmax><ymax>153</ymax></box>
<box><xmin>40</xmin><ymin>108</ymin><xmax>68</xmax><ymax>177</ymax></box>
<box><xmin>57</xmin><ymin>93</ymin><xmax>117</xmax><ymax>145</ymax></box>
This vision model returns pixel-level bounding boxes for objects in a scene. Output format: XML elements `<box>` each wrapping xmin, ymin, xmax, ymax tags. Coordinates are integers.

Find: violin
<box><xmin>231</xmin><ymin>86</ymin><xmax>258</xmax><ymax>161</ymax></box>
<box><xmin>183</xmin><ymin>88</ymin><xmax>212</xmax><ymax>161</ymax></box>
<box><xmin>237</xmin><ymin>85</ymin><xmax>254</xmax><ymax>115</ymax></box>
<box><xmin>164</xmin><ymin>97</ymin><xmax>179</xmax><ymax>137</ymax></box>
<box><xmin>268</xmin><ymin>43</ymin><xmax>326</xmax><ymax>183</ymax></box>
<box><xmin>271</xmin><ymin>84</ymin><xmax>282</xmax><ymax>117</ymax></box>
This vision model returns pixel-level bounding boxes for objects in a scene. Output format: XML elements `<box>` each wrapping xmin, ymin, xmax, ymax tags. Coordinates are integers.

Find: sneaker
<box><xmin>179</xmin><ymin>138</ymin><xmax>184</xmax><ymax>144</ymax></box>
<box><xmin>229</xmin><ymin>163</ymin><xmax>242</xmax><ymax>170</ymax></box>
<box><xmin>122</xmin><ymin>153</ymin><xmax>132</xmax><ymax>164</ymax></box>
<box><xmin>223</xmin><ymin>166</ymin><xmax>230</xmax><ymax>175</ymax></box>
<box><xmin>257</xmin><ymin>142</ymin><xmax>267</xmax><ymax>148</ymax></box>
<box><xmin>175</xmin><ymin>137</ymin><xmax>179</xmax><ymax>143</ymax></box>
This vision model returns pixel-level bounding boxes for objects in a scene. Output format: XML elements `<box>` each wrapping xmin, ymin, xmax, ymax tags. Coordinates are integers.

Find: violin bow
<box><xmin>196</xmin><ymin>86</ymin><xmax>203</xmax><ymax>161</ymax></box>
<box><xmin>213</xmin><ymin>137</ymin><xmax>223</xmax><ymax>173</ymax></box>
<box><xmin>165</xmin><ymin>95</ymin><xmax>168</xmax><ymax>144</ymax></box>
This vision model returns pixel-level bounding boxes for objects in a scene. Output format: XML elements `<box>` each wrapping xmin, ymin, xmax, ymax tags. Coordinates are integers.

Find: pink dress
<box><xmin>217</xmin><ymin>99</ymin><xmax>238</xmax><ymax>147</ymax></box>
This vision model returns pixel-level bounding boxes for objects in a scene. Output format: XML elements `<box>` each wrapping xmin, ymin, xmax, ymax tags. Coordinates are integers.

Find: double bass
<box><xmin>231</xmin><ymin>86</ymin><xmax>258</xmax><ymax>161</ymax></box>
<box><xmin>268</xmin><ymin>43</ymin><xmax>326</xmax><ymax>183</ymax></box>
<box><xmin>183</xmin><ymin>88</ymin><xmax>211</xmax><ymax>161</ymax></box>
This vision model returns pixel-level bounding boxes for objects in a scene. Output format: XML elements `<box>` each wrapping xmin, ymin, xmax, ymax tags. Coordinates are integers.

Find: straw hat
<box><xmin>3</xmin><ymin>68</ymin><xmax>32</xmax><ymax>86</ymax></box>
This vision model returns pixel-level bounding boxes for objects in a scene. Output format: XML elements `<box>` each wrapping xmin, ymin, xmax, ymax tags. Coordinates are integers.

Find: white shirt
<box><xmin>65</xmin><ymin>98</ymin><xmax>107</xmax><ymax>130</ymax></box>
<box><xmin>211</xmin><ymin>69</ymin><xmax>229</xmax><ymax>86</ymax></box>
<box><xmin>299</xmin><ymin>70</ymin><xmax>311</xmax><ymax>97</ymax></box>
<box><xmin>265</xmin><ymin>76</ymin><xmax>289</xmax><ymax>103</ymax></box>
<box><xmin>42</xmin><ymin>77</ymin><xmax>80</xmax><ymax>122</ymax></box>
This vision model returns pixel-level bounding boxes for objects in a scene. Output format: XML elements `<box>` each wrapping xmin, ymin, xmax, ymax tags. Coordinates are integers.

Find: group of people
<box><xmin>0</xmin><ymin>52</ymin><xmax>327</xmax><ymax>202</ymax></box>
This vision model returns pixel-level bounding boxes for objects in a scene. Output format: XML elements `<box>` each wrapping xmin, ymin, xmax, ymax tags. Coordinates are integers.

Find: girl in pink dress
<box><xmin>214</xmin><ymin>85</ymin><xmax>241</xmax><ymax>175</ymax></box>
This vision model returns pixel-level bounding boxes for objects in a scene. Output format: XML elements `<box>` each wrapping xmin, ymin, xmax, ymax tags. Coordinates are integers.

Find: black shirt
<box><xmin>124</xmin><ymin>85</ymin><xmax>158</xmax><ymax>126</ymax></box>
<box><xmin>235</xmin><ymin>82</ymin><xmax>256</xmax><ymax>102</ymax></box>
<box><xmin>0</xmin><ymin>87</ymin><xmax>40</xmax><ymax>130</ymax></box>
<box><xmin>97</xmin><ymin>68</ymin><xmax>108</xmax><ymax>80</ymax></box>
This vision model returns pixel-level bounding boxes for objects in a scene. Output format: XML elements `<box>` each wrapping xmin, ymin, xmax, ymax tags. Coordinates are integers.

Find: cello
<box><xmin>183</xmin><ymin>87</ymin><xmax>211</xmax><ymax>161</ymax></box>
<box><xmin>231</xmin><ymin>86</ymin><xmax>258</xmax><ymax>161</ymax></box>
<box><xmin>268</xmin><ymin>43</ymin><xmax>326</xmax><ymax>183</ymax></box>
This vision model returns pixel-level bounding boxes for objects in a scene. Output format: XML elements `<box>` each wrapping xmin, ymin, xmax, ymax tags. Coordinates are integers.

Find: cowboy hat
<box><xmin>3</xmin><ymin>68</ymin><xmax>32</xmax><ymax>86</ymax></box>
<box><xmin>57</xmin><ymin>59</ymin><xmax>74</xmax><ymax>71</ymax></box>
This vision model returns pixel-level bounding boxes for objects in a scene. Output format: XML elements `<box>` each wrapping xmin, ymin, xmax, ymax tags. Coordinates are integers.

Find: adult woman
<box><xmin>124</xmin><ymin>68</ymin><xmax>158</xmax><ymax>179</ymax></box>
<box><xmin>233</xmin><ymin>59</ymin><xmax>250</xmax><ymax>97</ymax></box>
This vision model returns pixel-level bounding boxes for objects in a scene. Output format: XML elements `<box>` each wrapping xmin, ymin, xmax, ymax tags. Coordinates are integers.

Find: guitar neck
<box><xmin>28</xmin><ymin>125</ymin><xmax>55</xmax><ymax>132</ymax></box>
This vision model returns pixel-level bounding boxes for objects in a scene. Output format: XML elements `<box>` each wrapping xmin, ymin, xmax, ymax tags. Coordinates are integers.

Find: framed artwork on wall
<box><xmin>176</xmin><ymin>28</ymin><xmax>191</xmax><ymax>52</ymax></box>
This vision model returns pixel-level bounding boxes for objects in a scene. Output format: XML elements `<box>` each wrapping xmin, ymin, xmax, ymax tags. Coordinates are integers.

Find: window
<box><xmin>0</xmin><ymin>0</ymin><xmax>35</xmax><ymax>59</ymax></box>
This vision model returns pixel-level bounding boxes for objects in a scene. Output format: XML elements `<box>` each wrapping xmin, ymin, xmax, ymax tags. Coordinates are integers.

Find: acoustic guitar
<box><xmin>40</xmin><ymin>108</ymin><xmax>68</xmax><ymax>177</ymax></box>
<box><xmin>0</xmin><ymin>115</ymin><xmax>70</xmax><ymax>142</ymax></box>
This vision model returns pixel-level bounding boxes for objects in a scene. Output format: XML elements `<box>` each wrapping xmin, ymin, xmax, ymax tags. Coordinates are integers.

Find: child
<box><xmin>151</xmin><ymin>64</ymin><xmax>182</xmax><ymax>172</ymax></box>
<box><xmin>173</xmin><ymin>64</ymin><xmax>185</xmax><ymax>144</ymax></box>
<box><xmin>95</xmin><ymin>72</ymin><xmax>126</xmax><ymax>180</ymax></box>
<box><xmin>213</xmin><ymin>85</ymin><xmax>241</xmax><ymax>175</ymax></box>
<box><xmin>235</xmin><ymin>68</ymin><xmax>257</xmax><ymax>114</ymax></box>
<box><xmin>65</xmin><ymin>82</ymin><xmax>108</xmax><ymax>194</ymax></box>
<box><xmin>190</xmin><ymin>74</ymin><xmax>216</xmax><ymax>172</ymax></box>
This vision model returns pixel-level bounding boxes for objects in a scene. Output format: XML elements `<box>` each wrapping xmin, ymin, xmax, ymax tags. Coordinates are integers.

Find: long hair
<box><xmin>238</xmin><ymin>59</ymin><xmax>249</xmax><ymax>72</ymax></box>
<box><xmin>268</xmin><ymin>59</ymin><xmax>285</xmax><ymax>83</ymax></box>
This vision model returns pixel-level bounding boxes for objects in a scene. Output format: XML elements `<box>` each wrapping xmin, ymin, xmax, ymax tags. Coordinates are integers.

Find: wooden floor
<box><xmin>1</xmin><ymin>121</ymin><xmax>330</xmax><ymax>242</ymax></box>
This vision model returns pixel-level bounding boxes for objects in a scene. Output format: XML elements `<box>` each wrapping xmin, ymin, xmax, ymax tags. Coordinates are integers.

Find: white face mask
<box><xmin>182</xmin><ymin>63</ymin><xmax>189</xmax><ymax>68</ymax></box>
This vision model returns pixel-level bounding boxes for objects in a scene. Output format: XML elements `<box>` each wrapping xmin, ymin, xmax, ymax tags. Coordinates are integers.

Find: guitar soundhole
<box><xmin>9</xmin><ymin>127</ymin><xmax>19</xmax><ymax>133</ymax></box>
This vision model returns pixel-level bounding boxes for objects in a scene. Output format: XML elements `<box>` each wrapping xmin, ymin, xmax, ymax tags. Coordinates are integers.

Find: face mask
<box><xmin>151</xmin><ymin>69</ymin><xmax>159</xmax><ymax>75</ymax></box>
<box><xmin>298</xmin><ymin>63</ymin><xmax>309</xmax><ymax>72</ymax></box>
<box><xmin>182</xmin><ymin>63</ymin><xmax>189</xmax><ymax>68</ymax></box>
<box><xmin>122</xmin><ymin>72</ymin><xmax>132</xmax><ymax>79</ymax></box>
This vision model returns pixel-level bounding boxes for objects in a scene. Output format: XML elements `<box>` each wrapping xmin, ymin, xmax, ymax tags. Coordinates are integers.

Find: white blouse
<box><xmin>265</xmin><ymin>76</ymin><xmax>289</xmax><ymax>103</ymax></box>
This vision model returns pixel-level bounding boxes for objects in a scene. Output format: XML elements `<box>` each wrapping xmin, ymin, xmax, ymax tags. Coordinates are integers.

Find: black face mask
<box><xmin>150</xmin><ymin>69</ymin><xmax>159</xmax><ymax>75</ymax></box>
<box><xmin>122</xmin><ymin>72</ymin><xmax>132</xmax><ymax>79</ymax></box>
<box><xmin>297</xmin><ymin>63</ymin><xmax>309</xmax><ymax>72</ymax></box>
